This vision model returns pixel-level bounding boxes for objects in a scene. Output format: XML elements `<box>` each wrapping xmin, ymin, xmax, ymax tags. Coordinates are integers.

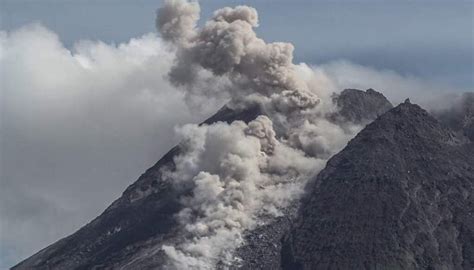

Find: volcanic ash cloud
<box><xmin>156</xmin><ymin>0</ymin><xmax>362</xmax><ymax>268</ymax></box>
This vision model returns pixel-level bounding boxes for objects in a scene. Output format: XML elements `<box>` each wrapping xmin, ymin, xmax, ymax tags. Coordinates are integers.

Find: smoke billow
<box><xmin>162</xmin><ymin>116</ymin><xmax>320</xmax><ymax>268</ymax></box>
<box><xmin>156</xmin><ymin>0</ymin><xmax>320</xmax><ymax>110</ymax></box>
<box><xmin>156</xmin><ymin>0</ymin><xmax>362</xmax><ymax>268</ymax></box>
<box><xmin>156</xmin><ymin>0</ymin><xmax>200</xmax><ymax>44</ymax></box>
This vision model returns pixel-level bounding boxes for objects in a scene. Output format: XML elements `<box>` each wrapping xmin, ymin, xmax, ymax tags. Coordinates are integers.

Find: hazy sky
<box><xmin>1</xmin><ymin>0</ymin><xmax>473</xmax><ymax>268</ymax></box>
<box><xmin>2</xmin><ymin>0</ymin><xmax>473</xmax><ymax>89</ymax></box>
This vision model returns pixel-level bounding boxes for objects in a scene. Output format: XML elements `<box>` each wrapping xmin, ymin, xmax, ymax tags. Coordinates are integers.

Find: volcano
<box><xmin>13</xmin><ymin>89</ymin><xmax>473</xmax><ymax>270</ymax></box>
<box><xmin>283</xmin><ymin>100</ymin><xmax>473</xmax><ymax>270</ymax></box>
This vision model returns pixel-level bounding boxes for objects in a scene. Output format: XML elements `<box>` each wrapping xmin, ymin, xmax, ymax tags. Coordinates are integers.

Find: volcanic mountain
<box><xmin>13</xmin><ymin>89</ymin><xmax>473</xmax><ymax>270</ymax></box>
<box><xmin>282</xmin><ymin>100</ymin><xmax>474</xmax><ymax>270</ymax></box>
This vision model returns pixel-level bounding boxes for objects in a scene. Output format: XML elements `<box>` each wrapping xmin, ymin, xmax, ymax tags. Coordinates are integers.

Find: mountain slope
<box><xmin>12</xmin><ymin>104</ymin><xmax>264</xmax><ymax>270</ymax></box>
<box><xmin>283</xmin><ymin>101</ymin><xmax>474</xmax><ymax>270</ymax></box>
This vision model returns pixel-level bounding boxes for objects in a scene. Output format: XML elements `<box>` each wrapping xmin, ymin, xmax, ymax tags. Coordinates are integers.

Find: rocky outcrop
<box><xmin>332</xmin><ymin>88</ymin><xmax>393</xmax><ymax>124</ymax></box>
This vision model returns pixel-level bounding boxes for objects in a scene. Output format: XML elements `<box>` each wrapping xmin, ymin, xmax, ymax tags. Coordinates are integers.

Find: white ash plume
<box><xmin>156</xmin><ymin>0</ymin><xmax>200</xmax><ymax>45</ymax></box>
<box><xmin>162</xmin><ymin>116</ymin><xmax>319</xmax><ymax>268</ymax></box>
<box><xmin>157</xmin><ymin>0</ymin><xmax>315</xmax><ymax>107</ymax></box>
<box><xmin>156</xmin><ymin>0</ymin><xmax>363</xmax><ymax>268</ymax></box>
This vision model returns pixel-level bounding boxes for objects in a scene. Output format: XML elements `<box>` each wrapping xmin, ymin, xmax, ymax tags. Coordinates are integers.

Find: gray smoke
<box><xmin>156</xmin><ymin>0</ymin><xmax>200</xmax><ymax>44</ymax></box>
<box><xmin>156</xmin><ymin>1</ymin><xmax>362</xmax><ymax>268</ymax></box>
<box><xmin>157</xmin><ymin>0</ymin><xmax>317</xmax><ymax>110</ymax></box>
<box><xmin>161</xmin><ymin>116</ymin><xmax>319</xmax><ymax>268</ymax></box>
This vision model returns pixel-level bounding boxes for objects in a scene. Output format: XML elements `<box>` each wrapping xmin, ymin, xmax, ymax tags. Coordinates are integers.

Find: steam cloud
<box><xmin>156</xmin><ymin>0</ymin><xmax>362</xmax><ymax>268</ymax></box>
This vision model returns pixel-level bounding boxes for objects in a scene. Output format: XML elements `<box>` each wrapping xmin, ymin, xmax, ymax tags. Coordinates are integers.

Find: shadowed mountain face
<box><xmin>283</xmin><ymin>101</ymin><xmax>474</xmax><ymax>270</ymax></box>
<box><xmin>332</xmin><ymin>88</ymin><xmax>393</xmax><ymax>124</ymax></box>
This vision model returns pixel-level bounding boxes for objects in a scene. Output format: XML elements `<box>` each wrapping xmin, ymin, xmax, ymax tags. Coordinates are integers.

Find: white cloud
<box><xmin>0</xmin><ymin>23</ymin><xmax>216</xmax><ymax>267</ymax></box>
<box><xmin>315</xmin><ymin>60</ymin><xmax>465</xmax><ymax>109</ymax></box>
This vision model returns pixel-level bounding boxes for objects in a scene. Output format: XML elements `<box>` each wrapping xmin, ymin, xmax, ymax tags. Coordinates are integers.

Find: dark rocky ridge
<box><xmin>12</xmin><ymin>89</ymin><xmax>399</xmax><ymax>269</ymax></box>
<box><xmin>332</xmin><ymin>88</ymin><xmax>393</xmax><ymax>124</ymax></box>
<box><xmin>283</xmin><ymin>101</ymin><xmax>474</xmax><ymax>270</ymax></box>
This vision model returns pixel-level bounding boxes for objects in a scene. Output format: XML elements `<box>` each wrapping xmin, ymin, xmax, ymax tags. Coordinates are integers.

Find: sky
<box><xmin>0</xmin><ymin>0</ymin><xmax>473</xmax><ymax>268</ymax></box>
<box><xmin>2</xmin><ymin>0</ymin><xmax>473</xmax><ymax>90</ymax></box>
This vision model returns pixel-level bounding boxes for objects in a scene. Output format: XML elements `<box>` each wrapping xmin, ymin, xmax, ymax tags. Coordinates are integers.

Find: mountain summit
<box><xmin>333</xmin><ymin>88</ymin><xmax>393</xmax><ymax>124</ymax></box>
<box><xmin>283</xmin><ymin>102</ymin><xmax>474</xmax><ymax>269</ymax></box>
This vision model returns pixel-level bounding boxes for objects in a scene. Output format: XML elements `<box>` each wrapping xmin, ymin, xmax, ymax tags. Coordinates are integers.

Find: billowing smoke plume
<box><xmin>156</xmin><ymin>0</ymin><xmax>324</xmax><ymax>111</ymax></box>
<box><xmin>156</xmin><ymin>0</ymin><xmax>362</xmax><ymax>268</ymax></box>
<box><xmin>161</xmin><ymin>116</ymin><xmax>321</xmax><ymax>268</ymax></box>
<box><xmin>156</xmin><ymin>0</ymin><xmax>200</xmax><ymax>44</ymax></box>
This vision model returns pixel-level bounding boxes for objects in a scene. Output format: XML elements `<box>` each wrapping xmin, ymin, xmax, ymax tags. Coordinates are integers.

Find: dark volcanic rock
<box><xmin>333</xmin><ymin>88</ymin><xmax>393</xmax><ymax>124</ymax></box>
<box><xmin>229</xmin><ymin>207</ymin><xmax>296</xmax><ymax>270</ymax></box>
<box><xmin>283</xmin><ymin>102</ymin><xmax>474</xmax><ymax>270</ymax></box>
<box><xmin>12</xmin><ymin>104</ymin><xmax>264</xmax><ymax>270</ymax></box>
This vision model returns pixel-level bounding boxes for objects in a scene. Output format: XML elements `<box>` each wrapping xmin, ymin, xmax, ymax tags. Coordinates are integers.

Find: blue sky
<box><xmin>0</xmin><ymin>0</ymin><xmax>473</xmax><ymax>268</ymax></box>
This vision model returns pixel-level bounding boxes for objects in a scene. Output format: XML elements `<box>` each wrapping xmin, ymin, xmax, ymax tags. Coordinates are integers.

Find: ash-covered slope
<box><xmin>283</xmin><ymin>101</ymin><xmax>474</xmax><ymax>270</ymax></box>
<box><xmin>13</xmin><ymin>89</ymin><xmax>391</xmax><ymax>270</ymax></box>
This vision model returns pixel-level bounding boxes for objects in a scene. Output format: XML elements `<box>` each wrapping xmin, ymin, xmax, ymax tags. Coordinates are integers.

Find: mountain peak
<box><xmin>360</xmin><ymin>101</ymin><xmax>463</xmax><ymax>148</ymax></box>
<box><xmin>333</xmin><ymin>88</ymin><xmax>393</xmax><ymax>124</ymax></box>
<box><xmin>283</xmin><ymin>102</ymin><xmax>474</xmax><ymax>270</ymax></box>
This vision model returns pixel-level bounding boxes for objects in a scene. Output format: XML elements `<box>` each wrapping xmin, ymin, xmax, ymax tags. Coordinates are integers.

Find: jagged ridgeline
<box><xmin>13</xmin><ymin>0</ymin><xmax>473</xmax><ymax>269</ymax></box>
